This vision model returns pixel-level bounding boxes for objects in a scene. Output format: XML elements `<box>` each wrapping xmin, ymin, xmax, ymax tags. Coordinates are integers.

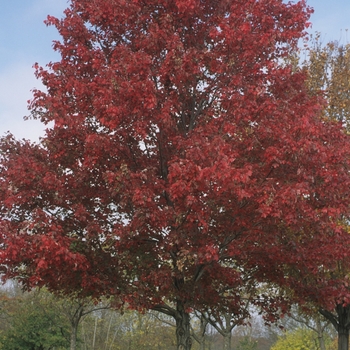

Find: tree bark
<box><xmin>70</xmin><ymin>321</ymin><xmax>79</xmax><ymax>350</ymax></box>
<box><xmin>315</xmin><ymin>316</ymin><xmax>327</xmax><ymax>350</ymax></box>
<box><xmin>191</xmin><ymin>313</ymin><xmax>208</xmax><ymax>350</ymax></box>
<box><xmin>68</xmin><ymin>304</ymin><xmax>84</xmax><ymax>350</ymax></box>
<box><xmin>198</xmin><ymin>316</ymin><xmax>208</xmax><ymax>350</ymax></box>
<box><xmin>175</xmin><ymin>300</ymin><xmax>192</xmax><ymax>350</ymax></box>
<box><xmin>320</xmin><ymin>304</ymin><xmax>350</xmax><ymax>350</ymax></box>
<box><xmin>338</xmin><ymin>327</ymin><xmax>349</xmax><ymax>350</ymax></box>
<box><xmin>222</xmin><ymin>331</ymin><xmax>232</xmax><ymax>350</ymax></box>
<box><xmin>336</xmin><ymin>304</ymin><xmax>350</xmax><ymax>350</ymax></box>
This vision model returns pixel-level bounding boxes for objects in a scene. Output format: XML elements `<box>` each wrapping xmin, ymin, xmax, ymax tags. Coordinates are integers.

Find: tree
<box><xmin>55</xmin><ymin>294</ymin><xmax>111</xmax><ymax>350</ymax></box>
<box><xmin>198</xmin><ymin>282</ymin><xmax>262</xmax><ymax>350</ymax></box>
<box><xmin>1</xmin><ymin>1</ymin><xmax>350</xmax><ymax>350</ymax></box>
<box><xmin>287</xmin><ymin>305</ymin><xmax>335</xmax><ymax>350</ymax></box>
<box><xmin>236</xmin><ymin>336</ymin><xmax>258</xmax><ymax>350</ymax></box>
<box><xmin>80</xmin><ymin>309</ymin><xmax>177</xmax><ymax>350</ymax></box>
<box><xmin>281</xmin><ymin>39</ymin><xmax>350</xmax><ymax>350</ymax></box>
<box><xmin>271</xmin><ymin>328</ymin><xmax>328</xmax><ymax>350</ymax></box>
<box><xmin>191</xmin><ymin>312</ymin><xmax>209</xmax><ymax>350</ymax></box>
<box><xmin>0</xmin><ymin>288</ymin><xmax>70</xmax><ymax>350</ymax></box>
<box><xmin>200</xmin><ymin>306</ymin><xmax>248</xmax><ymax>350</ymax></box>
<box><xmin>304</xmin><ymin>37</ymin><xmax>350</xmax><ymax>130</ymax></box>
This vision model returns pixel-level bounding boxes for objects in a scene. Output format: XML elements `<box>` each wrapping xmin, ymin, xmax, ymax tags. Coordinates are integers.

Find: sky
<box><xmin>0</xmin><ymin>0</ymin><xmax>349</xmax><ymax>141</ymax></box>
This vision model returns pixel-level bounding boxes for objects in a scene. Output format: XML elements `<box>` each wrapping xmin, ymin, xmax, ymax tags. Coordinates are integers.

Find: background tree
<box><xmin>271</xmin><ymin>327</ymin><xmax>336</xmax><ymax>350</ymax></box>
<box><xmin>191</xmin><ymin>312</ymin><xmax>209</xmax><ymax>350</ymax></box>
<box><xmin>288</xmin><ymin>305</ymin><xmax>334</xmax><ymax>350</ymax></box>
<box><xmin>284</xmin><ymin>39</ymin><xmax>350</xmax><ymax>350</ymax></box>
<box><xmin>200</xmin><ymin>308</ymin><xmax>247</xmax><ymax>350</ymax></box>
<box><xmin>236</xmin><ymin>336</ymin><xmax>258</xmax><ymax>350</ymax></box>
<box><xmin>56</xmin><ymin>294</ymin><xmax>111</xmax><ymax>350</ymax></box>
<box><xmin>304</xmin><ymin>36</ymin><xmax>350</xmax><ymax>129</ymax></box>
<box><xmin>0</xmin><ymin>285</ymin><xmax>180</xmax><ymax>350</ymax></box>
<box><xmin>0</xmin><ymin>288</ymin><xmax>70</xmax><ymax>350</ymax></box>
<box><xmin>1</xmin><ymin>1</ymin><xmax>350</xmax><ymax>350</ymax></box>
<box><xmin>79</xmin><ymin>309</ymin><xmax>177</xmax><ymax>350</ymax></box>
<box><xmin>197</xmin><ymin>279</ymin><xmax>259</xmax><ymax>350</ymax></box>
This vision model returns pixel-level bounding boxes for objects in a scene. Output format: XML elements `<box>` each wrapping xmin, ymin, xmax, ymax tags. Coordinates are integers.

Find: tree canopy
<box><xmin>1</xmin><ymin>1</ymin><xmax>350</xmax><ymax>349</ymax></box>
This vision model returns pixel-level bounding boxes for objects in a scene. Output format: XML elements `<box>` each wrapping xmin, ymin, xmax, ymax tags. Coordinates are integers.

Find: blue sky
<box><xmin>0</xmin><ymin>0</ymin><xmax>349</xmax><ymax>141</ymax></box>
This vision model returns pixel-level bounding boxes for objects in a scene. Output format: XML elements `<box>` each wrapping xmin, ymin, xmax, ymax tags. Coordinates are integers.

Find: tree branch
<box><xmin>152</xmin><ymin>304</ymin><xmax>176</xmax><ymax>318</ymax></box>
<box><xmin>319</xmin><ymin>309</ymin><xmax>339</xmax><ymax>331</ymax></box>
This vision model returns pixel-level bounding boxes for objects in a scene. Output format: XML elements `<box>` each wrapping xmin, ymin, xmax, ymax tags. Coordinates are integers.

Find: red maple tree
<box><xmin>1</xmin><ymin>1</ymin><xmax>350</xmax><ymax>349</ymax></box>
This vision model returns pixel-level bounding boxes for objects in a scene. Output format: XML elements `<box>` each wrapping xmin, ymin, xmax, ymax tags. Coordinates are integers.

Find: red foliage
<box><xmin>0</xmin><ymin>0</ymin><xmax>350</xmax><ymax>322</ymax></box>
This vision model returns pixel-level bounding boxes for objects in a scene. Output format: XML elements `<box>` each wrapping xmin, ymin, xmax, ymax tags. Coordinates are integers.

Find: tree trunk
<box><xmin>338</xmin><ymin>327</ymin><xmax>349</xmax><ymax>350</ymax></box>
<box><xmin>192</xmin><ymin>313</ymin><xmax>207</xmax><ymax>350</ymax></box>
<box><xmin>69</xmin><ymin>306</ymin><xmax>83</xmax><ymax>350</ymax></box>
<box><xmin>222</xmin><ymin>313</ymin><xmax>233</xmax><ymax>350</ymax></box>
<box><xmin>92</xmin><ymin>316</ymin><xmax>98</xmax><ymax>349</ymax></box>
<box><xmin>337</xmin><ymin>304</ymin><xmax>350</xmax><ymax>350</ymax></box>
<box><xmin>175</xmin><ymin>300</ymin><xmax>192</xmax><ymax>350</ymax></box>
<box><xmin>198</xmin><ymin>316</ymin><xmax>208</xmax><ymax>350</ymax></box>
<box><xmin>315</xmin><ymin>316</ymin><xmax>327</xmax><ymax>350</ymax></box>
<box><xmin>320</xmin><ymin>304</ymin><xmax>350</xmax><ymax>350</ymax></box>
<box><xmin>222</xmin><ymin>331</ymin><xmax>232</xmax><ymax>350</ymax></box>
<box><xmin>70</xmin><ymin>322</ymin><xmax>79</xmax><ymax>350</ymax></box>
